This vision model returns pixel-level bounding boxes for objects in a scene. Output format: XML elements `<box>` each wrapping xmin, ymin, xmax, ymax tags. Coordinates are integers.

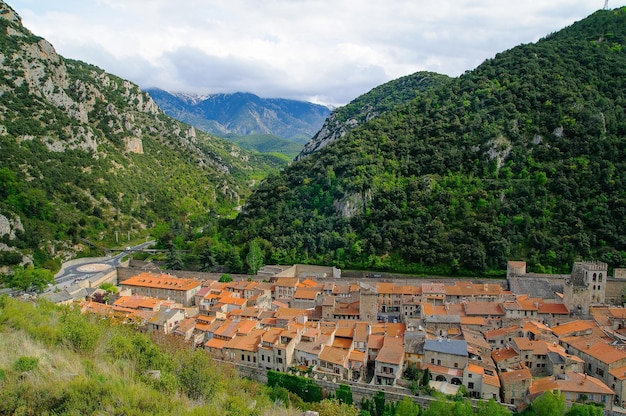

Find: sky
<box><xmin>7</xmin><ymin>0</ymin><xmax>625</xmax><ymax>107</ymax></box>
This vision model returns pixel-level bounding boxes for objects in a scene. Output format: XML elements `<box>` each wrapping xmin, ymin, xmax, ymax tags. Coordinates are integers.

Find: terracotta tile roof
<box><xmin>275</xmin><ymin>308</ymin><xmax>308</xmax><ymax>319</ymax></box>
<box><xmin>370</xmin><ymin>323</ymin><xmax>387</xmax><ymax>335</ymax></box>
<box><xmin>299</xmin><ymin>278</ymin><xmax>319</xmax><ymax>288</ymax></box>
<box><xmin>512</xmin><ymin>338</ymin><xmax>549</xmax><ymax>355</ymax></box>
<box><xmin>466</xmin><ymin>363</ymin><xmax>500</xmax><ymax>388</ymax></box>
<box><xmin>464</xmin><ymin>302</ymin><xmax>504</xmax><ymax>316</ymax></box>
<box><xmin>530</xmin><ymin>371</ymin><xmax>614</xmax><ymax>396</ymax></box>
<box><xmin>561</xmin><ymin>335</ymin><xmax>626</xmax><ymax>365</ymax></box>
<box><xmin>423</xmin><ymin>363</ymin><xmax>464</xmax><ymax>378</ymax></box>
<box><xmin>376</xmin><ymin>336</ymin><xmax>404</xmax><ymax>365</ymax></box>
<box><xmin>522</xmin><ymin>320</ymin><xmax>551</xmax><ymax>334</ymax></box>
<box><xmin>213</xmin><ymin>319</ymin><xmax>239</xmax><ymax>339</ymax></box>
<box><xmin>491</xmin><ymin>347</ymin><xmax>519</xmax><ymax>363</ymax></box>
<box><xmin>275</xmin><ymin>277</ymin><xmax>299</xmax><ymax>287</ymax></box>
<box><xmin>422</xmin><ymin>283</ymin><xmax>446</xmax><ymax>294</ymax></box>
<box><xmin>376</xmin><ymin>282</ymin><xmax>395</xmax><ymax>294</ymax></box>
<box><xmin>122</xmin><ymin>272</ymin><xmax>201</xmax><ymax>291</ymax></box>
<box><xmin>205</xmin><ymin>337</ymin><xmax>227</xmax><ymax>349</ymax></box>
<box><xmin>114</xmin><ymin>295</ymin><xmax>162</xmax><ymax>310</ymax></box>
<box><xmin>349</xmin><ymin>350</ymin><xmax>366</xmax><ymax>363</ymax></box>
<box><xmin>354</xmin><ymin>322</ymin><xmax>370</xmax><ymax>342</ymax></box>
<box><xmin>537</xmin><ymin>302</ymin><xmax>569</xmax><ymax>315</ymax></box>
<box><xmin>609</xmin><ymin>308</ymin><xmax>626</xmax><ymax>319</ymax></box>
<box><xmin>196</xmin><ymin>322</ymin><xmax>212</xmax><ymax>332</ymax></box>
<box><xmin>319</xmin><ymin>345</ymin><xmax>349</xmax><ymax>366</ymax></box>
<box><xmin>460</xmin><ymin>317</ymin><xmax>485</xmax><ymax>326</ymax></box>
<box><xmin>386</xmin><ymin>323</ymin><xmax>406</xmax><ymax>337</ymax></box>
<box><xmin>224</xmin><ymin>330</ymin><xmax>264</xmax><ymax>352</ymax></box>
<box><xmin>485</xmin><ymin>325</ymin><xmax>522</xmax><ymax>340</ymax></box>
<box><xmin>335</xmin><ymin>326</ymin><xmax>355</xmax><ymax>338</ymax></box>
<box><xmin>550</xmin><ymin>320</ymin><xmax>596</xmax><ymax>337</ymax></box>
<box><xmin>462</xmin><ymin>329</ymin><xmax>490</xmax><ymax>350</ymax></box>
<box><xmin>368</xmin><ymin>334</ymin><xmax>385</xmax><ymax>350</ymax></box>
<box><xmin>609</xmin><ymin>365</ymin><xmax>626</xmax><ymax>380</ymax></box>
<box><xmin>236</xmin><ymin>320</ymin><xmax>258</xmax><ymax>335</ymax></box>
<box><xmin>499</xmin><ymin>366</ymin><xmax>532</xmax><ymax>384</ymax></box>
<box><xmin>422</xmin><ymin>303</ymin><xmax>448</xmax><ymax>316</ymax></box>
<box><xmin>294</xmin><ymin>288</ymin><xmax>320</xmax><ymax>300</ymax></box>
<box><xmin>333</xmin><ymin>338</ymin><xmax>353</xmax><ymax>349</ymax></box>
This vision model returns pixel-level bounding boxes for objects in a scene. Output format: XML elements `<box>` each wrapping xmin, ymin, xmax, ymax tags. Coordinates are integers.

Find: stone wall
<box><xmin>227</xmin><ymin>359</ymin><xmax>516</xmax><ymax>412</ymax></box>
<box><xmin>605</xmin><ymin>278</ymin><xmax>626</xmax><ymax>305</ymax></box>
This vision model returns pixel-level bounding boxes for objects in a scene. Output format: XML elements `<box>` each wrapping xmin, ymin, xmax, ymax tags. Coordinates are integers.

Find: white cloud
<box><xmin>8</xmin><ymin>0</ymin><xmax>622</xmax><ymax>106</ymax></box>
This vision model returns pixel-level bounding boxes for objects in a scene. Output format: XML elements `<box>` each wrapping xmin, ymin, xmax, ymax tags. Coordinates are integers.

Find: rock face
<box><xmin>0</xmin><ymin>213</ymin><xmax>23</xmax><ymax>240</ymax></box>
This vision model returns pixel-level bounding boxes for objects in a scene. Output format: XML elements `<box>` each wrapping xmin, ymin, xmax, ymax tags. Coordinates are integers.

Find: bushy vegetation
<box><xmin>0</xmin><ymin>296</ymin><xmax>295</xmax><ymax>415</ymax></box>
<box><xmin>224</xmin><ymin>8</ymin><xmax>626</xmax><ymax>276</ymax></box>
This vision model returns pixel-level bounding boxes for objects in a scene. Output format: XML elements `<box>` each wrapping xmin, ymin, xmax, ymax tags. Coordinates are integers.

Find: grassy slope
<box><xmin>0</xmin><ymin>296</ymin><xmax>297</xmax><ymax>416</ymax></box>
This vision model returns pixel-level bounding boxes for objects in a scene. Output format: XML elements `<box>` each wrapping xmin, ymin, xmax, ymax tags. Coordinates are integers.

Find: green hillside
<box><xmin>0</xmin><ymin>3</ymin><xmax>280</xmax><ymax>269</ymax></box>
<box><xmin>296</xmin><ymin>71</ymin><xmax>451</xmax><ymax>160</ymax></box>
<box><xmin>0</xmin><ymin>296</ymin><xmax>297</xmax><ymax>415</ymax></box>
<box><xmin>227</xmin><ymin>133</ymin><xmax>303</xmax><ymax>159</ymax></box>
<box><xmin>225</xmin><ymin>8</ymin><xmax>626</xmax><ymax>276</ymax></box>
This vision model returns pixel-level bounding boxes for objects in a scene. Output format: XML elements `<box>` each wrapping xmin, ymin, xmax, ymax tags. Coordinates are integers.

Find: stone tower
<box><xmin>563</xmin><ymin>261</ymin><xmax>607</xmax><ymax>315</ymax></box>
<box><xmin>359</xmin><ymin>283</ymin><xmax>378</xmax><ymax>322</ymax></box>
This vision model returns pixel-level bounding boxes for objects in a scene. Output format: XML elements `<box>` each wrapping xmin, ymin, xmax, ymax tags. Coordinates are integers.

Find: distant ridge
<box><xmin>146</xmin><ymin>89</ymin><xmax>331</xmax><ymax>144</ymax></box>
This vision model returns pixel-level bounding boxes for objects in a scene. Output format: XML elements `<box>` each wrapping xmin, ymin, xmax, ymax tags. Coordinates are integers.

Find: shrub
<box><xmin>13</xmin><ymin>356</ymin><xmax>39</xmax><ymax>372</ymax></box>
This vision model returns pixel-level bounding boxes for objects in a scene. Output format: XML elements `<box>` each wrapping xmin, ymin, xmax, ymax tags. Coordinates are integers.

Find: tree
<box><xmin>565</xmin><ymin>404</ymin><xmax>603</xmax><ymax>416</ymax></box>
<box><xmin>165</xmin><ymin>247</ymin><xmax>184</xmax><ymax>270</ymax></box>
<box><xmin>226</xmin><ymin>247</ymin><xmax>244</xmax><ymax>273</ymax></box>
<box><xmin>532</xmin><ymin>391</ymin><xmax>565</xmax><ymax>416</ymax></box>
<box><xmin>198</xmin><ymin>243</ymin><xmax>216</xmax><ymax>272</ymax></box>
<box><xmin>476</xmin><ymin>398</ymin><xmax>512</xmax><ymax>416</ymax></box>
<box><xmin>245</xmin><ymin>239</ymin><xmax>264</xmax><ymax>275</ymax></box>
<box><xmin>6</xmin><ymin>265</ymin><xmax>54</xmax><ymax>292</ymax></box>
<box><xmin>395</xmin><ymin>396</ymin><xmax>420</xmax><ymax>416</ymax></box>
<box><xmin>335</xmin><ymin>384</ymin><xmax>353</xmax><ymax>405</ymax></box>
<box><xmin>218</xmin><ymin>274</ymin><xmax>232</xmax><ymax>283</ymax></box>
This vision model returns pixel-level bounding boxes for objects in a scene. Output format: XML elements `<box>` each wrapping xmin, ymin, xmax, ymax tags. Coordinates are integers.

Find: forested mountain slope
<box><xmin>228</xmin><ymin>8</ymin><xmax>626</xmax><ymax>275</ymax></box>
<box><xmin>296</xmin><ymin>71</ymin><xmax>451</xmax><ymax>160</ymax></box>
<box><xmin>0</xmin><ymin>2</ymin><xmax>279</xmax><ymax>269</ymax></box>
<box><xmin>146</xmin><ymin>89</ymin><xmax>331</xmax><ymax>144</ymax></box>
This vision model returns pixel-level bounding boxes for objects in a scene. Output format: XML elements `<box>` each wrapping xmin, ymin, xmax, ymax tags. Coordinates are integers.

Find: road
<box><xmin>53</xmin><ymin>240</ymin><xmax>155</xmax><ymax>289</ymax></box>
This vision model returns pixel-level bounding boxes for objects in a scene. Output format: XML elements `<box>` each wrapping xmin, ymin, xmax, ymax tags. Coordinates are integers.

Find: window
<box><xmin>437</xmin><ymin>359</ymin><xmax>441</xmax><ymax>366</ymax></box>
<box><xmin>468</xmin><ymin>373</ymin><xmax>472</xmax><ymax>378</ymax></box>
<box><xmin>468</xmin><ymin>382</ymin><xmax>474</xmax><ymax>389</ymax></box>
<box><xmin>431</xmin><ymin>359</ymin><xmax>435</xmax><ymax>364</ymax></box>
<box><xmin>241</xmin><ymin>354</ymin><xmax>245</xmax><ymax>361</ymax></box>
<box><xmin>454</xmin><ymin>363</ymin><xmax>458</xmax><ymax>368</ymax></box>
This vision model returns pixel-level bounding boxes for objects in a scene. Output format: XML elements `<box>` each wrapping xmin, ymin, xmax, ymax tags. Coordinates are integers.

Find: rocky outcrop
<box><xmin>0</xmin><ymin>212</ymin><xmax>24</xmax><ymax>240</ymax></box>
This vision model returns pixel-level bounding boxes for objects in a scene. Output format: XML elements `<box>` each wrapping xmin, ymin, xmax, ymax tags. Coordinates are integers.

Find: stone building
<box><xmin>563</xmin><ymin>261</ymin><xmax>607</xmax><ymax>316</ymax></box>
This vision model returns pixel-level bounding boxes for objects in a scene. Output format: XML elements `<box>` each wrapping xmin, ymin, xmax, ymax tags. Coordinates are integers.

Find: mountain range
<box><xmin>145</xmin><ymin>88</ymin><xmax>331</xmax><ymax>146</ymax></box>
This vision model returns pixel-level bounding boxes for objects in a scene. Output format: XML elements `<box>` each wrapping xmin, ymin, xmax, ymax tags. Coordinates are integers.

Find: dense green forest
<box><xmin>297</xmin><ymin>71</ymin><xmax>451</xmax><ymax>160</ymax></box>
<box><xmin>223</xmin><ymin>8</ymin><xmax>626</xmax><ymax>276</ymax></box>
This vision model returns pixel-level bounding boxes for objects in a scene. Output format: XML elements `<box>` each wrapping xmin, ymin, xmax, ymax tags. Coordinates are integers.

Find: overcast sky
<box><xmin>7</xmin><ymin>0</ymin><xmax>624</xmax><ymax>107</ymax></box>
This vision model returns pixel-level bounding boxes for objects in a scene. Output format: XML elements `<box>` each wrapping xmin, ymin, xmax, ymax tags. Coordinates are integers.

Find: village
<box><xmin>46</xmin><ymin>259</ymin><xmax>626</xmax><ymax>413</ymax></box>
